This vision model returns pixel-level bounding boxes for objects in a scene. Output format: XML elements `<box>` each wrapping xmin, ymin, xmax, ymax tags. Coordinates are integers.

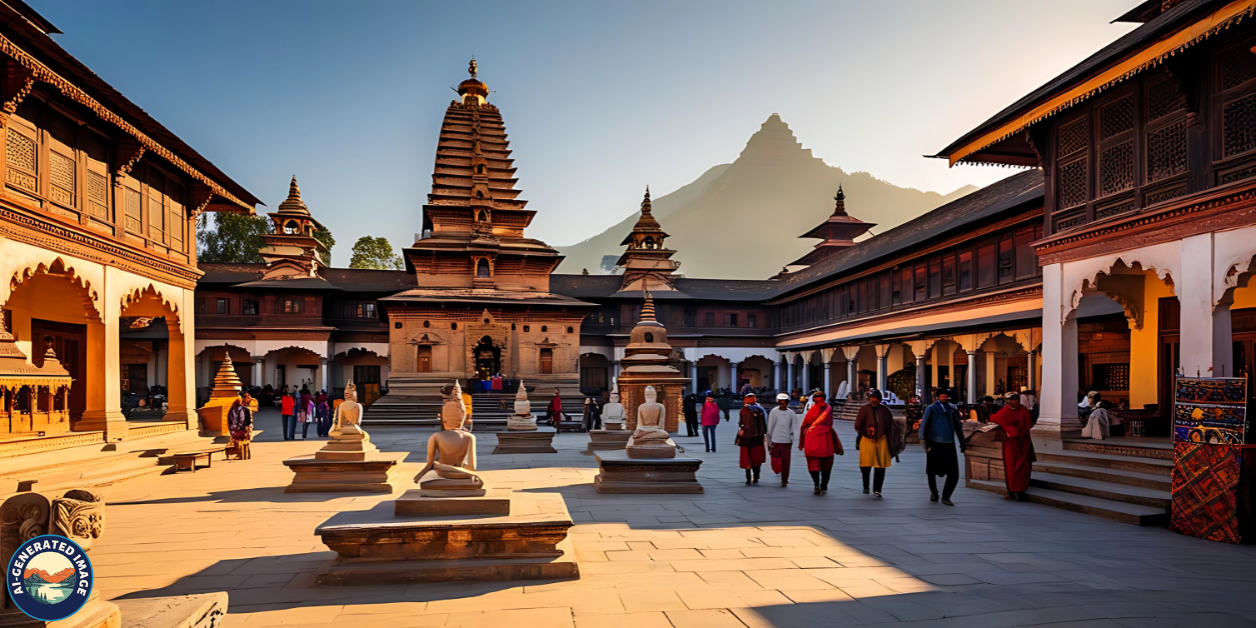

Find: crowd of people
<box><xmin>670</xmin><ymin>386</ymin><xmax>1036</xmax><ymax>504</ymax></box>
<box><xmin>276</xmin><ymin>385</ymin><xmax>335</xmax><ymax>441</ymax></box>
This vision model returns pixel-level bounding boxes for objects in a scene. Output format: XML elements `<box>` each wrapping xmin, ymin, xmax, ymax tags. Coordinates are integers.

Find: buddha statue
<box><xmin>602</xmin><ymin>382</ymin><xmax>626</xmax><ymax>430</ymax></box>
<box><xmin>315</xmin><ymin>380</ymin><xmax>377</xmax><ymax>461</ymax></box>
<box><xmin>632</xmin><ymin>385</ymin><xmax>669</xmax><ymax>442</ymax></box>
<box><xmin>507</xmin><ymin>380</ymin><xmax>537</xmax><ymax>431</ymax></box>
<box><xmin>626</xmin><ymin>385</ymin><xmax>675</xmax><ymax>458</ymax></box>
<box><xmin>414</xmin><ymin>382</ymin><xmax>481</xmax><ymax>489</ymax></box>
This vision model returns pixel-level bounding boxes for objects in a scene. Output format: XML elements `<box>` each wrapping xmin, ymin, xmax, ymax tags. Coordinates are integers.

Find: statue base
<box><xmin>506</xmin><ymin>416</ymin><xmax>537</xmax><ymax>431</ymax></box>
<box><xmin>626</xmin><ymin>435</ymin><xmax>677</xmax><ymax>459</ymax></box>
<box><xmin>493</xmin><ymin>431</ymin><xmax>557</xmax><ymax>454</ymax></box>
<box><xmin>586</xmin><ymin>429</ymin><xmax>632</xmax><ymax>452</ymax></box>
<box><xmin>394</xmin><ymin>487</ymin><xmax>512</xmax><ymax>516</ymax></box>
<box><xmin>603</xmin><ymin>420</ymin><xmax>625</xmax><ymax>431</ymax></box>
<box><xmin>593</xmin><ymin>450</ymin><xmax>703</xmax><ymax>494</ymax></box>
<box><xmin>283</xmin><ymin>452</ymin><xmax>407</xmax><ymax>493</ymax></box>
<box><xmin>418</xmin><ymin>475</ymin><xmax>484</xmax><ymax>492</ymax></box>
<box><xmin>314</xmin><ymin>492</ymin><xmax>578</xmax><ymax>585</ymax></box>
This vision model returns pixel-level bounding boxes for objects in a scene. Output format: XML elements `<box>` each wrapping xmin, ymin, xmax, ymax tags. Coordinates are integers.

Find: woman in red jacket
<box><xmin>280</xmin><ymin>390</ymin><xmax>296</xmax><ymax>441</ymax></box>
<box><xmin>701</xmin><ymin>391</ymin><xmax>721</xmax><ymax>453</ymax></box>
<box><xmin>799</xmin><ymin>390</ymin><xmax>843</xmax><ymax>495</ymax></box>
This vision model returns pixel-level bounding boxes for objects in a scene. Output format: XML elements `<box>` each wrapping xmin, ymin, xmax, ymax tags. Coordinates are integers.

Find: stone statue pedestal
<box><xmin>493</xmin><ymin>430</ymin><xmax>557</xmax><ymax>454</ymax></box>
<box><xmin>314</xmin><ymin>425</ymin><xmax>380</xmax><ymax>462</ymax></box>
<box><xmin>626</xmin><ymin>435</ymin><xmax>677</xmax><ymax>459</ymax></box>
<box><xmin>314</xmin><ymin>491</ymin><xmax>578</xmax><ymax>585</ymax></box>
<box><xmin>593</xmin><ymin>450</ymin><xmax>703</xmax><ymax>494</ymax></box>
<box><xmin>585</xmin><ymin>428</ymin><xmax>631</xmax><ymax>452</ymax></box>
<box><xmin>283</xmin><ymin>451</ymin><xmax>407</xmax><ymax>493</ymax></box>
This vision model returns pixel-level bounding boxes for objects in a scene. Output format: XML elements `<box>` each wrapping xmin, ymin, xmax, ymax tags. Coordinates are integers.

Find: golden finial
<box><xmin>469</xmin><ymin>57</ymin><xmax>478</xmax><ymax>78</ymax></box>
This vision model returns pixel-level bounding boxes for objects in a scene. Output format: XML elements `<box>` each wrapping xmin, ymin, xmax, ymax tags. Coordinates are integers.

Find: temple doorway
<box><xmin>473</xmin><ymin>336</ymin><xmax>500</xmax><ymax>378</ymax></box>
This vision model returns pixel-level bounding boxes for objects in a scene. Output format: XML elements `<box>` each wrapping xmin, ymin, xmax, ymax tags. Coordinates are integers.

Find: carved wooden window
<box><xmin>282</xmin><ymin>298</ymin><xmax>304</xmax><ymax>314</ymax></box>
<box><xmin>83</xmin><ymin>133</ymin><xmax>109</xmax><ymax>221</ymax></box>
<box><xmin>167</xmin><ymin>181</ymin><xmax>185</xmax><ymax>253</ymax></box>
<box><xmin>46</xmin><ymin>112</ymin><xmax>77</xmax><ymax>209</ymax></box>
<box><xmin>1218</xmin><ymin>40</ymin><xmax>1256</xmax><ymax>161</ymax></box>
<box><xmin>1222</xmin><ymin>92</ymin><xmax>1256</xmax><ymax>158</ymax></box>
<box><xmin>5</xmin><ymin>126</ymin><xmax>37</xmax><ymax>193</ymax></box>
<box><xmin>123</xmin><ymin>186</ymin><xmax>142</xmax><ymax>234</ymax></box>
<box><xmin>147</xmin><ymin>170</ymin><xmax>165</xmax><ymax>244</ymax></box>
<box><xmin>1143</xmin><ymin>76</ymin><xmax>1188</xmax><ymax>182</ymax></box>
<box><xmin>1098</xmin><ymin>96</ymin><xmax>1135</xmax><ymax>198</ymax></box>
<box><xmin>1056</xmin><ymin>116</ymin><xmax>1089</xmax><ymax>209</ymax></box>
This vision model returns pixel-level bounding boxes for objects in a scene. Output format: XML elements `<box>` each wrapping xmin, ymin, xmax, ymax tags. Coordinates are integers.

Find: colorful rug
<box><xmin>1170</xmin><ymin>442</ymin><xmax>1241</xmax><ymax>544</ymax></box>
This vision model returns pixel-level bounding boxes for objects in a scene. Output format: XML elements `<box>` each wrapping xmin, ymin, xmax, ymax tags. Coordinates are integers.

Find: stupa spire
<box><xmin>277</xmin><ymin>176</ymin><xmax>309</xmax><ymax>215</ymax></box>
<box><xmin>833</xmin><ymin>185</ymin><xmax>846</xmax><ymax>216</ymax></box>
<box><xmin>208</xmin><ymin>354</ymin><xmax>243</xmax><ymax>400</ymax></box>
<box><xmin>640</xmin><ymin>291</ymin><xmax>657</xmax><ymax>323</ymax></box>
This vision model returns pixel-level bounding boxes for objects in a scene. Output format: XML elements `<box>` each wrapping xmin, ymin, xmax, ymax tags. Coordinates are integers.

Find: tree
<box><xmin>349</xmin><ymin>236</ymin><xmax>404</xmax><ymax>270</ymax></box>
<box><xmin>197</xmin><ymin>213</ymin><xmax>269</xmax><ymax>263</ymax></box>
<box><xmin>314</xmin><ymin>228</ymin><xmax>335</xmax><ymax>266</ymax></box>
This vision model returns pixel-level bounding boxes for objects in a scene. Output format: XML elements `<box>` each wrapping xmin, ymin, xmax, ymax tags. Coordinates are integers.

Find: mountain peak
<box><xmin>738</xmin><ymin>113</ymin><xmax>814</xmax><ymax>164</ymax></box>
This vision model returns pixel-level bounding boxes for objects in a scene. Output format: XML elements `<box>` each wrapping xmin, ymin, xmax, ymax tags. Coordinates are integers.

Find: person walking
<box><xmin>855</xmin><ymin>390</ymin><xmax>895</xmax><ymax>498</ymax></box>
<box><xmin>701</xmin><ymin>391</ymin><xmax>721</xmax><ymax>453</ymax></box>
<box><xmin>737</xmin><ymin>392</ymin><xmax>768</xmax><ymax>485</ymax></box>
<box><xmin>766</xmin><ymin>393</ymin><xmax>800</xmax><ymax>487</ymax></box>
<box><xmin>547</xmin><ymin>389</ymin><xmax>563</xmax><ymax>427</ymax></box>
<box><xmin>799</xmin><ymin>390</ymin><xmax>842</xmax><ymax>495</ymax></box>
<box><xmin>919</xmin><ymin>390</ymin><xmax>966</xmax><ymax>506</ymax></box>
<box><xmin>299</xmin><ymin>392</ymin><xmax>316</xmax><ymax>439</ymax></box>
<box><xmin>316</xmin><ymin>396</ymin><xmax>332</xmax><ymax>437</ymax></box>
<box><xmin>683</xmin><ymin>392</ymin><xmax>700</xmax><ymax>437</ymax></box>
<box><xmin>991</xmin><ymin>391</ymin><xmax>1035</xmax><ymax>501</ymax></box>
<box><xmin>280</xmin><ymin>390</ymin><xmax>296</xmax><ymax>441</ymax></box>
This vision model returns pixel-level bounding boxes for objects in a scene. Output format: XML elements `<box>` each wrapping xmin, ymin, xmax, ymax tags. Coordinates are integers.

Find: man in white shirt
<box><xmin>767</xmin><ymin>393</ymin><xmax>801</xmax><ymax>487</ymax></box>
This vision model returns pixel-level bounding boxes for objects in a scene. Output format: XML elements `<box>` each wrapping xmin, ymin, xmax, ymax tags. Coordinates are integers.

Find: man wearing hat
<box><xmin>766</xmin><ymin>392</ymin><xmax>801</xmax><ymax>487</ymax></box>
<box><xmin>919</xmin><ymin>389</ymin><xmax>966</xmax><ymax>506</ymax></box>
<box><xmin>991</xmin><ymin>391</ymin><xmax>1034</xmax><ymax>501</ymax></box>
<box><xmin>736</xmin><ymin>392</ymin><xmax>769</xmax><ymax>485</ymax></box>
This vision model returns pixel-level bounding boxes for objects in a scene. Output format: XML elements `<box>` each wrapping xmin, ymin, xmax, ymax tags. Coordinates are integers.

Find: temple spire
<box><xmin>640</xmin><ymin>291</ymin><xmax>657</xmax><ymax>323</ymax></box>
<box><xmin>278</xmin><ymin>175</ymin><xmax>309</xmax><ymax>215</ymax></box>
<box><xmin>469</xmin><ymin>57</ymin><xmax>478</xmax><ymax>78</ymax></box>
<box><xmin>833</xmin><ymin>185</ymin><xmax>847</xmax><ymax>217</ymax></box>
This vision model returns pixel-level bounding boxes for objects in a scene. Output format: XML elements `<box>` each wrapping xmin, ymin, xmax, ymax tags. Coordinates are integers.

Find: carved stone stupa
<box><xmin>494</xmin><ymin>380</ymin><xmax>558</xmax><ymax>454</ymax></box>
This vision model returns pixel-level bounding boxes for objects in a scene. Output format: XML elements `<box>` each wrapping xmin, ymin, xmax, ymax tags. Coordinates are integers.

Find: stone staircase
<box><xmin>969</xmin><ymin>437</ymin><xmax>1172</xmax><ymax>526</ymax></box>
<box><xmin>367</xmin><ymin>390</ymin><xmax>586</xmax><ymax>431</ymax></box>
<box><xmin>0</xmin><ymin>427</ymin><xmax>221</xmax><ymax>499</ymax></box>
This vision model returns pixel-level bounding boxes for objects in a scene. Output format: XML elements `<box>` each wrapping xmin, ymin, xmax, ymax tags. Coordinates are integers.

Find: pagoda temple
<box><xmin>789</xmin><ymin>186</ymin><xmax>874</xmax><ymax>268</ymax></box>
<box><xmin>258</xmin><ymin>176</ymin><xmax>327</xmax><ymax>280</ymax></box>
<box><xmin>615</xmin><ymin>188</ymin><xmax>684</xmax><ymax>296</ymax></box>
<box><xmin>615</xmin><ymin>293</ymin><xmax>688</xmax><ymax>433</ymax></box>
<box><xmin>370</xmin><ymin>61</ymin><xmax>594</xmax><ymax>423</ymax></box>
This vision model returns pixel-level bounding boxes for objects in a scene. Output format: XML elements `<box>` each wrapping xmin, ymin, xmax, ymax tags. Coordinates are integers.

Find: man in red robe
<box><xmin>990</xmin><ymin>390</ymin><xmax>1035</xmax><ymax>501</ymax></box>
<box><xmin>547</xmin><ymin>389</ymin><xmax>563</xmax><ymax>426</ymax></box>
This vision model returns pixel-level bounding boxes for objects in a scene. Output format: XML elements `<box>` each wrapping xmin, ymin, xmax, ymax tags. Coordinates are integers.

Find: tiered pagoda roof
<box><xmin>398</xmin><ymin>61</ymin><xmax>577</xmax><ymax>303</ymax></box>
<box><xmin>259</xmin><ymin>176</ymin><xmax>327</xmax><ymax>279</ymax></box>
<box><xmin>615</xmin><ymin>188</ymin><xmax>685</xmax><ymax>296</ymax></box>
<box><xmin>789</xmin><ymin>186</ymin><xmax>875</xmax><ymax>267</ymax></box>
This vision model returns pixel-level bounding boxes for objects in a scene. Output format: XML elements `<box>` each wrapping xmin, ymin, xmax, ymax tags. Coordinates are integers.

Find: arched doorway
<box><xmin>473</xmin><ymin>335</ymin><xmax>501</xmax><ymax>378</ymax></box>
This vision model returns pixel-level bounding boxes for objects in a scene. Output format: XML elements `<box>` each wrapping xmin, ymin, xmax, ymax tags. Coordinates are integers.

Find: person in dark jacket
<box><xmin>683</xmin><ymin>392</ymin><xmax>700</xmax><ymax>437</ymax></box>
<box><xmin>855</xmin><ymin>390</ymin><xmax>895</xmax><ymax>498</ymax></box>
<box><xmin>737</xmin><ymin>392</ymin><xmax>768</xmax><ymax>485</ymax></box>
<box><xmin>918</xmin><ymin>390</ymin><xmax>966</xmax><ymax>506</ymax></box>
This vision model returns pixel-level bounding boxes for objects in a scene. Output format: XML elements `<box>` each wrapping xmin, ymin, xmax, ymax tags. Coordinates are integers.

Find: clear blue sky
<box><xmin>39</xmin><ymin>1</ymin><xmax>1136</xmax><ymax>266</ymax></box>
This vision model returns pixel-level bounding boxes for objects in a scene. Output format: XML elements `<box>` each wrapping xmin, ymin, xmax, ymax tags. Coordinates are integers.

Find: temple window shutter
<box><xmin>147</xmin><ymin>172</ymin><xmax>165</xmax><ymax>244</ymax></box>
<box><xmin>123</xmin><ymin>181</ymin><xmax>142</xmax><ymax>234</ymax></box>
<box><xmin>5</xmin><ymin>123</ymin><xmax>37</xmax><ymax>194</ymax></box>
<box><xmin>83</xmin><ymin>131</ymin><xmax>110</xmax><ymax>222</ymax></box>
<box><xmin>1056</xmin><ymin>116</ymin><xmax>1089</xmax><ymax>210</ymax></box>
<box><xmin>46</xmin><ymin>112</ymin><xmax>76</xmax><ymax>209</ymax></box>
<box><xmin>168</xmin><ymin>180</ymin><xmax>185</xmax><ymax>253</ymax></box>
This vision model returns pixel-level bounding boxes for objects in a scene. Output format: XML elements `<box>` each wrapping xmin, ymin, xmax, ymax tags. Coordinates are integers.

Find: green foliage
<box><xmin>348</xmin><ymin>236</ymin><xmax>404</xmax><ymax>270</ymax></box>
<box><xmin>314</xmin><ymin>228</ymin><xmax>335</xmax><ymax>266</ymax></box>
<box><xmin>197</xmin><ymin>213</ymin><xmax>269</xmax><ymax>263</ymax></box>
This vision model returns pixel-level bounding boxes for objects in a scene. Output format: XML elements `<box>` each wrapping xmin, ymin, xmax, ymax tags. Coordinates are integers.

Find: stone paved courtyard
<box><xmin>93</xmin><ymin>409</ymin><xmax>1256</xmax><ymax>627</ymax></box>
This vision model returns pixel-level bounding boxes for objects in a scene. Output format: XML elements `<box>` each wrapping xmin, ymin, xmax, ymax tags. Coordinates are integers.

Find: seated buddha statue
<box><xmin>316</xmin><ymin>380</ymin><xmax>377</xmax><ymax>460</ymax></box>
<box><xmin>414</xmin><ymin>382</ymin><xmax>481</xmax><ymax>488</ymax></box>
<box><xmin>632</xmin><ymin>385</ymin><xmax>670</xmax><ymax>443</ymax></box>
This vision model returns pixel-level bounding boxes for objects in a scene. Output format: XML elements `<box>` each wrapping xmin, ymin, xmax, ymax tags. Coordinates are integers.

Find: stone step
<box><xmin>1062</xmin><ymin>439</ymin><xmax>1173</xmax><ymax>460</ymax></box>
<box><xmin>1033</xmin><ymin>460</ymin><xmax>1172</xmax><ymax>491</ymax></box>
<box><xmin>1028</xmin><ymin>472</ymin><xmax>1171</xmax><ymax>509</ymax></box>
<box><xmin>969</xmin><ymin>479</ymin><xmax>1168</xmax><ymax>526</ymax></box>
<box><xmin>1034</xmin><ymin>450</ymin><xmax>1173</xmax><ymax>476</ymax></box>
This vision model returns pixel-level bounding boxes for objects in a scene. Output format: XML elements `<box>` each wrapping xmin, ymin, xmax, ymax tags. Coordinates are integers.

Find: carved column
<box><xmin>874</xmin><ymin>344</ymin><xmax>892</xmax><ymax>395</ymax></box>
<box><xmin>1036</xmin><ymin>263</ymin><xmax>1082</xmax><ymax>439</ymax></box>
<box><xmin>774</xmin><ymin>357</ymin><xmax>784</xmax><ymax>393</ymax></box>
<box><xmin>165</xmin><ymin>318</ymin><xmax>195</xmax><ymax>430</ymax></box>
<box><xmin>786</xmin><ymin>355</ymin><xmax>795</xmax><ymax>394</ymax></box>
<box><xmin>966</xmin><ymin>351</ymin><xmax>978</xmax><ymax>404</ymax></box>
<box><xmin>79</xmin><ymin>272</ymin><xmax>125</xmax><ymax>441</ymax></box>
<box><xmin>730</xmin><ymin>362</ymin><xmax>740</xmax><ymax>391</ymax></box>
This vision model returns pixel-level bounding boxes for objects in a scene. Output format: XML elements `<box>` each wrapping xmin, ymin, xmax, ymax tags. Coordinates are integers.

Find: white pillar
<box><xmin>787</xmin><ymin>358</ymin><xmax>795</xmax><ymax>394</ymax></box>
<box><xmin>775</xmin><ymin>358</ymin><xmax>784</xmax><ymax>392</ymax></box>
<box><xmin>320</xmin><ymin>358</ymin><xmax>330</xmax><ymax>392</ymax></box>
<box><xmin>1036</xmin><ymin>263</ymin><xmax>1081</xmax><ymax>437</ymax></box>
<box><xmin>915</xmin><ymin>354</ymin><xmax>927</xmax><ymax>400</ymax></box>
<box><xmin>731</xmin><ymin>362</ymin><xmax>740</xmax><ymax>390</ymax></box>
<box><xmin>691</xmin><ymin>362</ymin><xmax>699</xmax><ymax>395</ymax></box>
<box><xmin>966</xmin><ymin>351</ymin><xmax>978</xmax><ymax>403</ymax></box>
<box><xmin>846</xmin><ymin>358</ymin><xmax>857</xmax><ymax>394</ymax></box>
<box><xmin>801</xmin><ymin>359</ymin><xmax>810</xmax><ymax>393</ymax></box>
<box><xmin>874</xmin><ymin>344</ymin><xmax>891</xmax><ymax>394</ymax></box>
<box><xmin>1181</xmin><ymin>234</ymin><xmax>1231</xmax><ymax>377</ymax></box>
<box><xmin>823</xmin><ymin>362</ymin><xmax>832</xmax><ymax>399</ymax></box>
<box><xmin>252</xmin><ymin>361</ymin><xmax>262</xmax><ymax>389</ymax></box>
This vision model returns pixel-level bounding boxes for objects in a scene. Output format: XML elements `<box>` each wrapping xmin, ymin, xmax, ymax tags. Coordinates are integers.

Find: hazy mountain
<box><xmin>557</xmin><ymin>114</ymin><xmax>978</xmax><ymax>280</ymax></box>
<box><xmin>24</xmin><ymin>567</ymin><xmax>75</xmax><ymax>584</ymax></box>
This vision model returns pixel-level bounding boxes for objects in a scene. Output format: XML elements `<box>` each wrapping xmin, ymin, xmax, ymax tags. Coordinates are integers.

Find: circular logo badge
<box><xmin>6</xmin><ymin>535</ymin><xmax>92</xmax><ymax>622</ymax></box>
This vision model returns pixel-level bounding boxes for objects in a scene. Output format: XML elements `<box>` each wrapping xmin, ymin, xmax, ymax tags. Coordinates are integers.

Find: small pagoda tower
<box><xmin>0</xmin><ymin>318</ymin><xmax>72</xmax><ymax>438</ymax></box>
<box><xmin>789</xmin><ymin>186</ymin><xmax>875</xmax><ymax>268</ymax></box>
<box><xmin>616</xmin><ymin>294</ymin><xmax>689</xmax><ymax>432</ymax></box>
<box><xmin>195</xmin><ymin>354</ymin><xmax>244</xmax><ymax>438</ymax></box>
<box><xmin>616</xmin><ymin>188</ymin><xmax>682</xmax><ymax>294</ymax></box>
<box><xmin>259</xmin><ymin>176</ymin><xmax>327</xmax><ymax>280</ymax></box>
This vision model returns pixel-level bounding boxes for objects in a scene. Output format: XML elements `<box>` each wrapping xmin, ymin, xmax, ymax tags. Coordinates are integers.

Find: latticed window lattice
<box><xmin>5</xmin><ymin>129</ymin><xmax>36</xmax><ymax>192</ymax></box>
<box><xmin>1147</xmin><ymin>120</ymin><xmax>1187</xmax><ymax>181</ymax></box>
<box><xmin>1223</xmin><ymin>92</ymin><xmax>1256</xmax><ymax>157</ymax></box>
<box><xmin>1058</xmin><ymin>158</ymin><xmax>1087</xmax><ymax>208</ymax></box>
<box><xmin>124</xmin><ymin>188</ymin><xmax>142</xmax><ymax>233</ymax></box>
<box><xmin>1222</xmin><ymin>46</ymin><xmax>1256</xmax><ymax>91</ymax></box>
<box><xmin>1099</xmin><ymin>142</ymin><xmax>1134</xmax><ymax>196</ymax></box>
<box><xmin>87</xmin><ymin>171</ymin><xmax>108</xmax><ymax>219</ymax></box>
<box><xmin>1058</xmin><ymin>118</ymin><xmax>1089</xmax><ymax>156</ymax></box>
<box><xmin>1101</xmin><ymin>97</ymin><xmax>1134</xmax><ymax>139</ymax></box>
<box><xmin>1148</xmin><ymin>78</ymin><xmax>1187</xmax><ymax>120</ymax></box>
<box><xmin>49</xmin><ymin>151</ymin><xmax>75</xmax><ymax>206</ymax></box>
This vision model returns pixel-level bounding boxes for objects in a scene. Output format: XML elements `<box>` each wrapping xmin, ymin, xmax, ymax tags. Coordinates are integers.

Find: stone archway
<box><xmin>119</xmin><ymin>285</ymin><xmax>193</xmax><ymax>427</ymax></box>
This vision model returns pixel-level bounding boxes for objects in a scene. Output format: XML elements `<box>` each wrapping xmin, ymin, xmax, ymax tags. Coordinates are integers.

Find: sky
<box><xmin>37</xmin><ymin>1</ymin><xmax>1138</xmax><ymax>266</ymax></box>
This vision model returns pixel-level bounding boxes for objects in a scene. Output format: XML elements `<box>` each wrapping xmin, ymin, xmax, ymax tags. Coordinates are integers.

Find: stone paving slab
<box><xmin>91</xmin><ymin>408</ymin><xmax>1256</xmax><ymax>626</ymax></box>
